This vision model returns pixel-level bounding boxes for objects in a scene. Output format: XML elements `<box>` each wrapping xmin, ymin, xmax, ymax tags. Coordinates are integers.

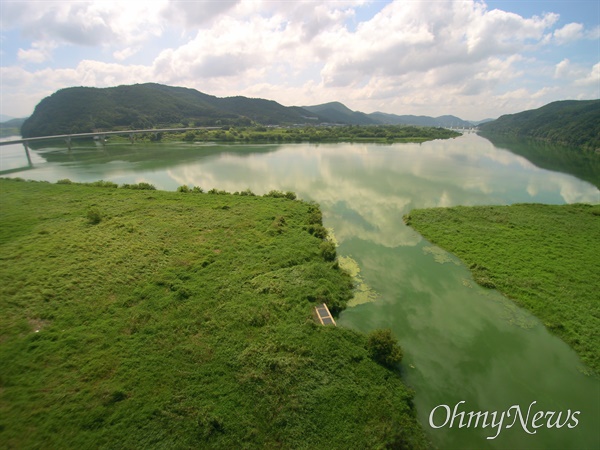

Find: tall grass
<box><xmin>0</xmin><ymin>178</ymin><xmax>428</xmax><ymax>449</ymax></box>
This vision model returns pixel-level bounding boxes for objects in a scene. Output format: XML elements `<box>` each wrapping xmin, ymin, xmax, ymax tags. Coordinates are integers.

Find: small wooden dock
<box><xmin>315</xmin><ymin>303</ymin><xmax>336</xmax><ymax>326</ymax></box>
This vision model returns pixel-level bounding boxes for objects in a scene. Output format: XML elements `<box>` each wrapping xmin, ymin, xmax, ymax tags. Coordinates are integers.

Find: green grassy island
<box><xmin>405</xmin><ymin>203</ymin><xmax>600</xmax><ymax>375</ymax></box>
<box><xmin>167</xmin><ymin>124</ymin><xmax>460</xmax><ymax>144</ymax></box>
<box><xmin>0</xmin><ymin>178</ymin><xmax>428</xmax><ymax>449</ymax></box>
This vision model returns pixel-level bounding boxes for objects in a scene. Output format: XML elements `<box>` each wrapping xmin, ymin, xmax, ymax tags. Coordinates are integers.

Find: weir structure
<box><xmin>315</xmin><ymin>303</ymin><xmax>336</xmax><ymax>326</ymax></box>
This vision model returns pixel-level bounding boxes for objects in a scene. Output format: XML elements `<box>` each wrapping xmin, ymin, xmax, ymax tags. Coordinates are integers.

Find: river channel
<box><xmin>1</xmin><ymin>133</ymin><xmax>599</xmax><ymax>449</ymax></box>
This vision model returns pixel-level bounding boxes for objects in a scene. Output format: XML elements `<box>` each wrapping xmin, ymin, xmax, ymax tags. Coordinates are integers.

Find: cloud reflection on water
<box><xmin>164</xmin><ymin>134</ymin><xmax>599</xmax><ymax>247</ymax></box>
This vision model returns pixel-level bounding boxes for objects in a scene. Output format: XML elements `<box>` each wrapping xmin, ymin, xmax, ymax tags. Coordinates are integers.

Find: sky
<box><xmin>0</xmin><ymin>0</ymin><xmax>598</xmax><ymax>120</ymax></box>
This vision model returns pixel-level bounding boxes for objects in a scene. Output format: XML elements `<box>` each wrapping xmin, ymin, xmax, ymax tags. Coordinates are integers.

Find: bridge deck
<box><xmin>0</xmin><ymin>127</ymin><xmax>221</xmax><ymax>146</ymax></box>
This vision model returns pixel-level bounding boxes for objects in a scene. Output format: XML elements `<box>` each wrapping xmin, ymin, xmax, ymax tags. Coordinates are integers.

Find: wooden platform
<box><xmin>315</xmin><ymin>303</ymin><xmax>336</xmax><ymax>326</ymax></box>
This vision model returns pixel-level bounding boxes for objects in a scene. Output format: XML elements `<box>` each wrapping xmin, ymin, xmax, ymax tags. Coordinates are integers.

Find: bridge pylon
<box><xmin>23</xmin><ymin>142</ymin><xmax>33</xmax><ymax>167</ymax></box>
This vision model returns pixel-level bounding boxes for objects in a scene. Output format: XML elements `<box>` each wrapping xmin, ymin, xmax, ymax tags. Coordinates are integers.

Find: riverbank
<box><xmin>79</xmin><ymin>124</ymin><xmax>460</xmax><ymax>146</ymax></box>
<box><xmin>0</xmin><ymin>178</ymin><xmax>429</xmax><ymax>448</ymax></box>
<box><xmin>405</xmin><ymin>203</ymin><xmax>600</xmax><ymax>375</ymax></box>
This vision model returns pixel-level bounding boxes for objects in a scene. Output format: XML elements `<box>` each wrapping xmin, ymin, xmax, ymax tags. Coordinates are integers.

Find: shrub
<box><xmin>136</xmin><ymin>182</ymin><xmax>156</xmax><ymax>190</ymax></box>
<box><xmin>57</xmin><ymin>179</ymin><xmax>73</xmax><ymax>184</ymax></box>
<box><xmin>121</xmin><ymin>182</ymin><xmax>156</xmax><ymax>190</ymax></box>
<box><xmin>264</xmin><ymin>190</ymin><xmax>285</xmax><ymax>198</ymax></box>
<box><xmin>183</xmin><ymin>131</ymin><xmax>196</xmax><ymax>142</ymax></box>
<box><xmin>88</xmin><ymin>180</ymin><xmax>118</xmax><ymax>188</ymax></box>
<box><xmin>177</xmin><ymin>185</ymin><xmax>191</xmax><ymax>193</ymax></box>
<box><xmin>86</xmin><ymin>207</ymin><xmax>102</xmax><ymax>225</ymax></box>
<box><xmin>319</xmin><ymin>241</ymin><xmax>337</xmax><ymax>262</ymax></box>
<box><xmin>307</xmin><ymin>205</ymin><xmax>323</xmax><ymax>225</ymax></box>
<box><xmin>270</xmin><ymin>216</ymin><xmax>287</xmax><ymax>234</ymax></box>
<box><xmin>265</xmin><ymin>190</ymin><xmax>296</xmax><ymax>199</ymax></box>
<box><xmin>307</xmin><ymin>224</ymin><xmax>328</xmax><ymax>239</ymax></box>
<box><xmin>366</xmin><ymin>329</ymin><xmax>403</xmax><ymax>367</ymax></box>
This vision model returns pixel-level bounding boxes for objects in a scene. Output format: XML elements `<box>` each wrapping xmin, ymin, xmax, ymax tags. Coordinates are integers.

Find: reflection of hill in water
<box><xmin>479</xmin><ymin>133</ymin><xmax>600</xmax><ymax>189</ymax></box>
<box><xmin>30</xmin><ymin>139</ymin><xmax>282</xmax><ymax>169</ymax></box>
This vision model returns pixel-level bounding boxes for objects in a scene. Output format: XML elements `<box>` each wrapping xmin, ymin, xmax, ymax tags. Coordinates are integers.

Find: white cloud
<box><xmin>2</xmin><ymin>1</ymin><xmax>167</xmax><ymax>54</ymax></box>
<box><xmin>553</xmin><ymin>22</ymin><xmax>584</xmax><ymax>45</ymax></box>
<box><xmin>17</xmin><ymin>41</ymin><xmax>57</xmax><ymax>64</ymax></box>
<box><xmin>575</xmin><ymin>62</ymin><xmax>600</xmax><ymax>87</ymax></box>
<box><xmin>555</xmin><ymin>59</ymin><xmax>600</xmax><ymax>88</ymax></box>
<box><xmin>587</xmin><ymin>26</ymin><xmax>600</xmax><ymax>40</ymax></box>
<box><xmin>317</xmin><ymin>1</ymin><xmax>558</xmax><ymax>89</ymax></box>
<box><xmin>163</xmin><ymin>0</ymin><xmax>240</xmax><ymax>28</ymax></box>
<box><xmin>1</xmin><ymin>0</ymin><xmax>598</xmax><ymax>119</ymax></box>
<box><xmin>113</xmin><ymin>47</ymin><xmax>141</xmax><ymax>61</ymax></box>
<box><xmin>555</xmin><ymin>59</ymin><xmax>573</xmax><ymax>78</ymax></box>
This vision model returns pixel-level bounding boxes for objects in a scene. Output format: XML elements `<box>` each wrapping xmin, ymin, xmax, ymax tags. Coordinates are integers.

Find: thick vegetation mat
<box><xmin>0</xmin><ymin>178</ymin><xmax>427</xmax><ymax>449</ymax></box>
<box><xmin>406</xmin><ymin>203</ymin><xmax>600</xmax><ymax>374</ymax></box>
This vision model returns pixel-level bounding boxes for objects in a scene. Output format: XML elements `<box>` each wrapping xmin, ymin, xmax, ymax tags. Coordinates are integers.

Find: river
<box><xmin>1</xmin><ymin>133</ymin><xmax>599</xmax><ymax>449</ymax></box>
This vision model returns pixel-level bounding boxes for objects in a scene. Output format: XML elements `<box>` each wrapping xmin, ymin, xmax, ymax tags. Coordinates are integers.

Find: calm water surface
<box><xmin>2</xmin><ymin>134</ymin><xmax>599</xmax><ymax>449</ymax></box>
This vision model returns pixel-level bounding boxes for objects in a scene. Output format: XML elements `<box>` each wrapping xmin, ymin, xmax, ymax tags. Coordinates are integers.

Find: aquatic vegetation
<box><xmin>338</xmin><ymin>256</ymin><xmax>379</xmax><ymax>307</ymax></box>
<box><xmin>422</xmin><ymin>246</ymin><xmax>460</xmax><ymax>265</ymax></box>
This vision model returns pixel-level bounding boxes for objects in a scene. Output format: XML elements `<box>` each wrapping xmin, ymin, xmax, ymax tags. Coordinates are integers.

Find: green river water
<box><xmin>1</xmin><ymin>133</ymin><xmax>599</xmax><ymax>449</ymax></box>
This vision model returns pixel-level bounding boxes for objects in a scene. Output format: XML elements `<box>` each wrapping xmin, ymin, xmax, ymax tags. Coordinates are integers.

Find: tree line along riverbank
<box><xmin>0</xmin><ymin>178</ymin><xmax>428</xmax><ymax>449</ymax></box>
<box><xmin>405</xmin><ymin>203</ymin><xmax>600</xmax><ymax>375</ymax></box>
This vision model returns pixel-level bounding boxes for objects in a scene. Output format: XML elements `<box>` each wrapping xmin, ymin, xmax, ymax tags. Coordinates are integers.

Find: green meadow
<box><xmin>0</xmin><ymin>178</ymin><xmax>427</xmax><ymax>449</ymax></box>
<box><xmin>405</xmin><ymin>203</ymin><xmax>600</xmax><ymax>374</ymax></box>
<box><xmin>92</xmin><ymin>124</ymin><xmax>460</xmax><ymax>145</ymax></box>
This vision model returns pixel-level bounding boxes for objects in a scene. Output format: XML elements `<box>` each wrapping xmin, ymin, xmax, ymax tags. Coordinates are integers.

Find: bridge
<box><xmin>0</xmin><ymin>126</ymin><xmax>222</xmax><ymax>147</ymax></box>
<box><xmin>0</xmin><ymin>127</ymin><xmax>222</xmax><ymax>169</ymax></box>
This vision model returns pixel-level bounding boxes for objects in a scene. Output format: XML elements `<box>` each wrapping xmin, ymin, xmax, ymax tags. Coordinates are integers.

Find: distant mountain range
<box><xmin>302</xmin><ymin>102</ymin><xmax>474</xmax><ymax>128</ymax></box>
<box><xmin>0</xmin><ymin>117</ymin><xmax>27</xmax><ymax>138</ymax></box>
<box><xmin>19</xmin><ymin>83</ymin><xmax>480</xmax><ymax>138</ymax></box>
<box><xmin>14</xmin><ymin>83</ymin><xmax>599</xmax><ymax>152</ymax></box>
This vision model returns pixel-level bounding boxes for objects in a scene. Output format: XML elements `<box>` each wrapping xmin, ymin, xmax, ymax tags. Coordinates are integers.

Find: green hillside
<box><xmin>20</xmin><ymin>84</ymin><xmax>323</xmax><ymax>138</ymax></box>
<box><xmin>478</xmin><ymin>100</ymin><xmax>600</xmax><ymax>151</ymax></box>
<box><xmin>303</xmin><ymin>102</ymin><xmax>378</xmax><ymax>125</ymax></box>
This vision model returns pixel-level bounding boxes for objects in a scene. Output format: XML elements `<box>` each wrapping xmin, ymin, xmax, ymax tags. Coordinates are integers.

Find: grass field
<box><xmin>405</xmin><ymin>203</ymin><xmax>600</xmax><ymax>374</ymax></box>
<box><xmin>0</xmin><ymin>178</ymin><xmax>428</xmax><ymax>449</ymax></box>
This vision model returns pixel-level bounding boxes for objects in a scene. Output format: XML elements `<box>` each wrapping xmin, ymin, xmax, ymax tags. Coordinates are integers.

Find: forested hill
<box><xmin>20</xmin><ymin>83</ymin><xmax>324</xmax><ymax>138</ymax></box>
<box><xmin>478</xmin><ymin>100</ymin><xmax>600</xmax><ymax>151</ymax></box>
